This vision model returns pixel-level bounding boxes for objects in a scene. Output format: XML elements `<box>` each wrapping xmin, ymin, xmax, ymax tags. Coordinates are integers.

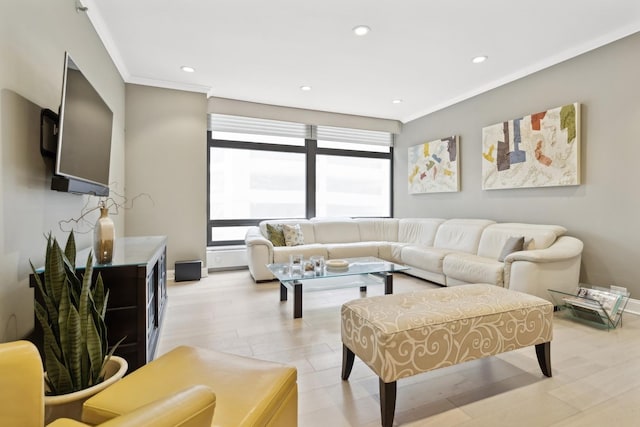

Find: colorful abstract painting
<box><xmin>481</xmin><ymin>103</ymin><xmax>580</xmax><ymax>190</ymax></box>
<box><xmin>408</xmin><ymin>136</ymin><xmax>459</xmax><ymax>194</ymax></box>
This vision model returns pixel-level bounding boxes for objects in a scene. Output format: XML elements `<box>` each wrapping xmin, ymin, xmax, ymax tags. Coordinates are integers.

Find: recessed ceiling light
<box><xmin>472</xmin><ymin>56</ymin><xmax>488</xmax><ymax>64</ymax></box>
<box><xmin>392</xmin><ymin>99</ymin><xmax>403</xmax><ymax>104</ymax></box>
<box><xmin>181</xmin><ymin>66</ymin><xmax>195</xmax><ymax>73</ymax></box>
<box><xmin>353</xmin><ymin>25</ymin><xmax>371</xmax><ymax>36</ymax></box>
<box><xmin>300</xmin><ymin>85</ymin><xmax>312</xmax><ymax>91</ymax></box>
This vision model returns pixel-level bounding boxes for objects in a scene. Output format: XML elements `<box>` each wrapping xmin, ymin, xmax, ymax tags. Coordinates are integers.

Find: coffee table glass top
<box><xmin>267</xmin><ymin>256</ymin><xmax>409</xmax><ymax>283</ymax></box>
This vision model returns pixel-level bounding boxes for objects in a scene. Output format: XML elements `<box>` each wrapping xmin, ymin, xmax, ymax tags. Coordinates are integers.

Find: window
<box><xmin>209</xmin><ymin>147</ymin><xmax>306</xmax><ymax>219</ymax></box>
<box><xmin>316</xmin><ymin>154</ymin><xmax>390</xmax><ymax>217</ymax></box>
<box><xmin>208</xmin><ymin>115</ymin><xmax>393</xmax><ymax>246</ymax></box>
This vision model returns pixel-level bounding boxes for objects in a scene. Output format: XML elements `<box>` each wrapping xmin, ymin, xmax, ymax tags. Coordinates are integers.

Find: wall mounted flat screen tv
<box><xmin>52</xmin><ymin>52</ymin><xmax>113</xmax><ymax>196</ymax></box>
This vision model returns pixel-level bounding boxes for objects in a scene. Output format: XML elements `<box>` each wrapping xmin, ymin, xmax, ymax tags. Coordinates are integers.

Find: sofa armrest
<box><xmin>103</xmin><ymin>385</ymin><xmax>215</xmax><ymax>427</ymax></box>
<box><xmin>504</xmin><ymin>236</ymin><xmax>583</xmax><ymax>302</ymax></box>
<box><xmin>504</xmin><ymin>236</ymin><xmax>583</xmax><ymax>263</ymax></box>
<box><xmin>47</xmin><ymin>419</ymin><xmax>87</xmax><ymax>426</ymax></box>
<box><xmin>48</xmin><ymin>386</ymin><xmax>216</xmax><ymax>427</ymax></box>
<box><xmin>245</xmin><ymin>226</ymin><xmax>276</xmax><ymax>281</ymax></box>
<box><xmin>0</xmin><ymin>341</ymin><xmax>44</xmax><ymax>427</ymax></box>
<box><xmin>245</xmin><ymin>226</ymin><xmax>273</xmax><ymax>249</ymax></box>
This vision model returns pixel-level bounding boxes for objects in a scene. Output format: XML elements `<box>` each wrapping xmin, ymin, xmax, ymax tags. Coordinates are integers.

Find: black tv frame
<box><xmin>40</xmin><ymin>108</ymin><xmax>59</xmax><ymax>158</ymax></box>
<box><xmin>51</xmin><ymin>174</ymin><xmax>109</xmax><ymax>197</ymax></box>
<box><xmin>40</xmin><ymin>107</ymin><xmax>110</xmax><ymax>197</ymax></box>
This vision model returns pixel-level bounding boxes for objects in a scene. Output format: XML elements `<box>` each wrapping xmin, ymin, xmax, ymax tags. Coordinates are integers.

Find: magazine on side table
<box><xmin>548</xmin><ymin>285</ymin><xmax>630</xmax><ymax>329</ymax></box>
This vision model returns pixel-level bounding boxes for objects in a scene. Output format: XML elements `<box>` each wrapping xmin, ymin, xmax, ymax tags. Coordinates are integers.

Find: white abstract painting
<box><xmin>408</xmin><ymin>136</ymin><xmax>459</xmax><ymax>194</ymax></box>
<box><xmin>482</xmin><ymin>103</ymin><xmax>580</xmax><ymax>190</ymax></box>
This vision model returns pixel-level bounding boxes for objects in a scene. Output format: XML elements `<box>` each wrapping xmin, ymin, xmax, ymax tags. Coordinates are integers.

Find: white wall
<box><xmin>0</xmin><ymin>0</ymin><xmax>125</xmax><ymax>341</ymax></box>
<box><xmin>395</xmin><ymin>32</ymin><xmax>640</xmax><ymax>297</ymax></box>
<box><xmin>125</xmin><ymin>84</ymin><xmax>207</xmax><ymax>270</ymax></box>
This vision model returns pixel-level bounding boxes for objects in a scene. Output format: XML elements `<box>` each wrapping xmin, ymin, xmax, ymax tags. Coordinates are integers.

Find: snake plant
<box><xmin>31</xmin><ymin>232</ymin><xmax>122</xmax><ymax>395</ymax></box>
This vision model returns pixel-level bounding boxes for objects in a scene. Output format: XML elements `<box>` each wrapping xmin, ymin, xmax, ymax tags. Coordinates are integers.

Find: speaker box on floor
<box><xmin>175</xmin><ymin>260</ymin><xmax>202</xmax><ymax>282</ymax></box>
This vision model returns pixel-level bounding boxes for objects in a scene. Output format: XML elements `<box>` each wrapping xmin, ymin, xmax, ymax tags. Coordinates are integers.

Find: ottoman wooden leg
<box><xmin>341</xmin><ymin>344</ymin><xmax>355</xmax><ymax>380</ymax></box>
<box><xmin>535</xmin><ymin>342</ymin><xmax>552</xmax><ymax>377</ymax></box>
<box><xmin>379</xmin><ymin>379</ymin><xmax>396</xmax><ymax>427</ymax></box>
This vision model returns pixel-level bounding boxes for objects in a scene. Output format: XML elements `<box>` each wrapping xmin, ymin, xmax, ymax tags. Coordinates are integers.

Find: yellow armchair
<box><xmin>0</xmin><ymin>341</ymin><xmax>216</xmax><ymax>427</ymax></box>
<box><xmin>47</xmin><ymin>386</ymin><xmax>215</xmax><ymax>427</ymax></box>
<box><xmin>81</xmin><ymin>345</ymin><xmax>298</xmax><ymax>427</ymax></box>
<box><xmin>0</xmin><ymin>340</ymin><xmax>43</xmax><ymax>427</ymax></box>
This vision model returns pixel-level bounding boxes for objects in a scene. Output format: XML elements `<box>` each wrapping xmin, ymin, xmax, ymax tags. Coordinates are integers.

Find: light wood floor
<box><xmin>157</xmin><ymin>270</ymin><xmax>640</xmax><ymax>427</ymax></box>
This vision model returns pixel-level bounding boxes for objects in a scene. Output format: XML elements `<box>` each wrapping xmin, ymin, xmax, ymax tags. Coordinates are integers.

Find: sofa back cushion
<box><xmin>477</xmin><ymin>223</ymin><xmax>567</xmax><ymax>259</ymax></box>
<box><xmin>355</xmin><ymin>218</ymin><xmax>399</xmax><ymax>242</ymax></box>
<box><xmin>397</xmin><ymin>218</ymin><xmax>445</xmax><ymax>245</ymax></box>
<box><xmin>260</xmin><ymin>219</ymin><xmax>316</xmax><ymax>244</ymax></box>
<box><xmin>433</xmin><ymin>219</ymin><xmax>495</xmax><ymax>253</ymax></box>
<box><xmin>311</xmin><ymin>218</ymin><xmax>361</xmax><ymax>244</ymax></box>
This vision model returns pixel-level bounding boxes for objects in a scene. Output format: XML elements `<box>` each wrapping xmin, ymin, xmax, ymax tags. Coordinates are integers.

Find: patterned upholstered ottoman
<box><xmin>341</xmin><ymin>283</ymin><xmax>553</xmax><ymax>427</ymax></box>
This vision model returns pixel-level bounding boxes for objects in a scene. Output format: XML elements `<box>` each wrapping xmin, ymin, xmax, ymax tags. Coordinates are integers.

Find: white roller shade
<box><xmin>316</xmin><ymin>125</ymin><xmax>393</xmax><ymax>146</ymax></box>
<box><xmin>208</xmin><ymin>114</ymin><xmax>308</xmax><ymax>138</ymax></box>
<box><xmin>207</xmin><ymin>97</ymin><xmax>402</xmax><ymax>134</ymax></box>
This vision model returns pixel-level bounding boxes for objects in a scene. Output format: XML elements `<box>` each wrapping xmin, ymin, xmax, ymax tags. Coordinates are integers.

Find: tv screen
<box><xmin>53</xmin><ymin>52</ymin><xmax>113</xmax><ymax>196</ymax></box>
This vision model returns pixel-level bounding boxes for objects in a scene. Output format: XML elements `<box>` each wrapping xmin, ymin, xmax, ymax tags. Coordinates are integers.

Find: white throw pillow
<box><xmin>283</xmin><ymin>224</ymin><xmax>304</xmax><ymax>246</ymax></box>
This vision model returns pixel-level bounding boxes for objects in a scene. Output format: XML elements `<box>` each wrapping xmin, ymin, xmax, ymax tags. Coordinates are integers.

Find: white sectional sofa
<box><xmin>244</xmin><ymin>218</ymin><xmax>583</xmax><ymax>302</ymax></box>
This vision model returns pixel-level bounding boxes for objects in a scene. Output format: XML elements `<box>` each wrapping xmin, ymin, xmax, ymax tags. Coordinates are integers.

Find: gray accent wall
<box><xmin>125</xmin><ymin>84</ymin><xmax>207</xmax><ymax>270</ymax></box>
<box><xmin>0</xmin><ymin>0</ymin><xmax>125</xmax><ymax>341</ymax></box>
<box><xmin>395</xmin><ymin>32</ymin><xmax>640</xmax><ymax>297</ymax></box>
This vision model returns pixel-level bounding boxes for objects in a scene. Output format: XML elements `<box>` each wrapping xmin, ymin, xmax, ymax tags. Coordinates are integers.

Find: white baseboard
<box><xmin>206</xmin><ymin>247</ymin><xmax>247</xmax><ymax>270</ymax></box>
<box><xmin>624</xmin><ymin>297</ymin><xmax>640</xmax><ymax>316</ymax></box>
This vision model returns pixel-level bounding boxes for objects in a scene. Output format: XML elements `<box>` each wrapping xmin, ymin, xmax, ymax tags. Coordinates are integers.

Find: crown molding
<box><xmin>402</xmin><ymin>24</ymin><xmax>640</xmax><ymax>123</ymax></box>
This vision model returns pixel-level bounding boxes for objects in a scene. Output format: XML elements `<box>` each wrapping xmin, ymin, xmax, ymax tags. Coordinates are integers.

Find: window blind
<box><xmin>316</xmin><ymin>125</ymin><xmax>393</xmax><ymax>146</ymax></box>
<box><xmin>208</xmin><ymin>114</ymin><xmax>308</xmax><ymax>139</ymax></box>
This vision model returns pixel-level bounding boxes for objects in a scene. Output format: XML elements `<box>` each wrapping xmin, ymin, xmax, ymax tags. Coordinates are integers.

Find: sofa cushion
<box><xmin>433</xmin><ymin>219</ymin><xmax>496</xmax><ymax>253</ymax></box>
<box><xmin>325</xmin><ymin>242</ymin><xmax>380</xmax><ymax>259</ymax></box>
<box><xmin>312</xmin><ymin>219</ymin><xmax>361</xmax><ymax>244</ymax></box>
<box><xmin>397</xmin><ymin>218</ymin><xmax>445</xmax><ymax>245</ymax></box>
<box><xmin>355</xmin><ymin>218</ymin><xmax>399</xmax><ymax>242</ymax></box>
<box><xmin>401</xmin><ymin>245</ymin><xmax>452</xmax><ymax>274</ymax></box>
<box><xmin>443</xmin><ymin>253</ymin><xmax>504</xmax><ymax>286</ymax></box>
<box><xmin>477</xmin><ymin>223</ymin><xmax>567</xmax><ymax>259</ymax></box>
<box><xmin>273</xmin><ymin>245</ymin><xmax>328</xmax><ymax>263</ymax></box>
<box><xmin>378</xmin><ymin>242</ymin><xmax>407</xmax><ymax>264</ymax></box>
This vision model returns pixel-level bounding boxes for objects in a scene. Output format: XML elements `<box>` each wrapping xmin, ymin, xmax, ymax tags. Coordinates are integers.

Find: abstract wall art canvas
<box><xmin>481</xmin><ymin>103</ymin><xmax>580</xmax><ymax>190</ymax></box>
<box><xmin>408</xmin><ymin>136</ymin><xmax>459</xmax><ymax>194</ymax></box>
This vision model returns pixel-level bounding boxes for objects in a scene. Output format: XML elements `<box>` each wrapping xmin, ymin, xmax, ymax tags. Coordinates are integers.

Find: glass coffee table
<box><xmin>267</xmin><ymin>256</ymin><xmax>409</xmax><ymax>318</ymax></box>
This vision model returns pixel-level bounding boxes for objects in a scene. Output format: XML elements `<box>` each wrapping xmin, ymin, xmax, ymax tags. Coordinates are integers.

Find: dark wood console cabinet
<box><xmin>31</xmin><ymin>236</ymin><xmax>167</xmax><ymax>372</ymax></box>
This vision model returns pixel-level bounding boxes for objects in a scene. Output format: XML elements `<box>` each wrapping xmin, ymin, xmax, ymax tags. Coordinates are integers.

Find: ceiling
<box><xmin>82</xmin><ymin>0</ymin><xmax>640</xmax><ymax>123</ymax></box>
